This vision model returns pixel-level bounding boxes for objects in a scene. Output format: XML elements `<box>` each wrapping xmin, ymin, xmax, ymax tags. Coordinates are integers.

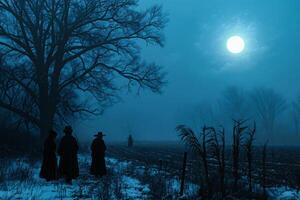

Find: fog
<box><xmin>76</xmin><ymin>0</ymin><xmax>300</xmax><ymax>144</ymax></box>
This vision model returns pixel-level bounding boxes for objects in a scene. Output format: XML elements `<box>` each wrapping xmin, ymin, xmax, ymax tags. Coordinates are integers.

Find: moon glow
<box><xmin>226</xmin><ymin>36</ymin><xmax>245</xmax><ymax>54</ymax></box>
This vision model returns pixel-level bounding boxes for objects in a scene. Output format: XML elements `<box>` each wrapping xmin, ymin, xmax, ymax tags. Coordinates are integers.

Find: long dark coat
<box><xmin>58</xmin><ymin>134</ymin><xmax>79</xmax><ymax>179</ymax></box>
<box><xmin>90</xmin><ymin>138</ymin><xmax>107</xmax><ymax>176</ymax></box>
<box><xmin>40</xmin><ymin>137</ymin><xmax>57</xmax><ymax>181</ymax></box>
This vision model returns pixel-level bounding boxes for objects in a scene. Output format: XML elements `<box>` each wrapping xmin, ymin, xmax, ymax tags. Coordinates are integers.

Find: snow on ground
<box><xmin>166</xmin><ymin>178</ymin><xmax>198</xmax><ymax>196</ymax></box>
<box><xmin>1</xmin><ymin>155</ymin><xmax>299</xmax><ymax>199</ymax></box>
<box><xmin>0</xmin><ymin>155</ymin><xmax>198</xmax><ymax>199</ymax></box>
<box><xmin>121</xmin><ymin>176</ymin><xmax>150</xmax><ymax>199</ymax></box>
<box><xmin>268</xmin><ymin>187</ymin><xmax>300</xmax><ymax>200</ymax></box>
<box><xmin>0</xmin><ymin>155</ymin><xmax>151</xmax><ymax>200</ymax></box>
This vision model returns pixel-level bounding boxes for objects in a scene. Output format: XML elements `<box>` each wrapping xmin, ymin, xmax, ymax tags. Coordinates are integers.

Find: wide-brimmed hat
<box><xmin>94</xmin><ymin>132</ymin><xmax>106</xmax><ymax>137</ymax></box>
<box><xmin>64</xmin><ymin>125</ymin><xmax>73</xmax><ymax>134</ymax></box>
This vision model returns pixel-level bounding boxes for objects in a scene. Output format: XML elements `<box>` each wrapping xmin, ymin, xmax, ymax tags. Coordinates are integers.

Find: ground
<box><xmin>0</xmin><ymin>147</ymin><xmax>300</xmax><ymax>199</ymax></box>
<box><xmin>0</xmin><ymin>154</ymin><xmax>198</xmax><ymax>200</ymax></box>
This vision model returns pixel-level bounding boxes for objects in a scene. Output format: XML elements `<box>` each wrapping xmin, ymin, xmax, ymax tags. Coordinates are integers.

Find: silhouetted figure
<box><xmin>58</xmin><ymin>126</ymin><xmax>79</xmax><ymax>184</ymax></box>
<box><xmin>40</xmin><ymin>130</ymin><xmax>58</xmax><ymax>181</ymax></box>
<box><xmin>90</xmin><ymin>132</ymin><xmax>107</xmax><ymax>177</ymax></box>
<box><xmin>128</xmin><ymin>134</ymin><xmax>133</xmax><ymax>148</ymax></box>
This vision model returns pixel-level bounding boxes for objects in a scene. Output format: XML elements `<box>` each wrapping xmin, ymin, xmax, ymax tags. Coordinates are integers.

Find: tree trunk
<box><xmin>39</xmin><ymin>110</ymin><xmax>54</xmax><ymax>143</ymax></box>
<box><xmin>38</xmin><ymin>79</ymin><xmax>55</xmax><ymax>144</ymax></box>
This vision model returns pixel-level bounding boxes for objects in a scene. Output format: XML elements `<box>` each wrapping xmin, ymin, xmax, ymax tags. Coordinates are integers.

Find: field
<box><xmin>107</xmin><ymin>142</ymin><xmax>300</xmax><ymax>198</ymax></box>
<box><xmin>108</xmin><ymin>142</ymin><xmax>300</xmax><ymax>185</ymax></box>
<box><xmin>0</xmin><ymin>142</ymin><xmax>299</xmax><ymax>199</ymax></box>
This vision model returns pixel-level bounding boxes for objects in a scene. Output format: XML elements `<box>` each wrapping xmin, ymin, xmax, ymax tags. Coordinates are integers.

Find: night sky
<box><xmin>76</xmin><ymin>0</ymin><xmax>300</xmax><ymax>143</ymax></box>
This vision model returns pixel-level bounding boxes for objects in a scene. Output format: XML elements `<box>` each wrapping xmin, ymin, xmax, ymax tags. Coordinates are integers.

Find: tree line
<box><xmin>186</xmin><ymin>86</ymin><xmax>300</xmax><ymax>143</ymax></box>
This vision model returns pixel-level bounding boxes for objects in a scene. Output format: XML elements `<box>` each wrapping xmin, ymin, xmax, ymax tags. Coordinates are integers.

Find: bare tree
<box><xmin>291</xmin><ymin>97</ymin><xmax>300</xmax><ymax>135</ymax></box>
<box><xmin>251</xmin><ymin>88</ymin><xmax>286</xmax><ymax>136</ymax></box>
<box><xmin>0</xmin><ymin>0</ymin><xmax>167</xmax><ymax>140</ymax></box>
<box><xmin>194</xmin><ymin>102</ymin><xmax>217</xmax><ymax>127</ymax></box>
<box><xmin>219</xmin><ymin>86</ymin><xmax>248</xmax><ymax>120</ymax></box>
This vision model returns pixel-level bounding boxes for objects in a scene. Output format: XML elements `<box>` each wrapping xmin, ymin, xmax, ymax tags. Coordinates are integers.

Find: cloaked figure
<box><xmin>58</xmin><ymin>126</ymin><xmax>79</xmax><ymax>184</ymax></box>
<box><xmin>90</xmin><ymin>132</ymin><xmax>107</xmax><ymax>177</ymax></box>
<box><xmin>40</xmin><ymin>130</ymin><xmax>58</xmax><ymax>181</ymax></box>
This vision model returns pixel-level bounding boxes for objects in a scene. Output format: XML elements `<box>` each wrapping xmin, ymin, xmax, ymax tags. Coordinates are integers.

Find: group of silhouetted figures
<box><xmin>40</xmin><ymin>125</ymin><xmax>107</xmax><ymax>184</ymax></box>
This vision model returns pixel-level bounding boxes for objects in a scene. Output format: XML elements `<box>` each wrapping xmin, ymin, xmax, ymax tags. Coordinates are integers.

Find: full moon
<box><xmin>226</xmin><ymin>36</ymin><xmax>245</xmax><ymax>54</ymax></box>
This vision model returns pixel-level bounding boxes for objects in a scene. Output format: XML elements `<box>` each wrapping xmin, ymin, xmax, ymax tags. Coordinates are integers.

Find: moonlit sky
<box><xmin>76</xmin><ymin>0</ymin><xmax>300</xmax><ymax>143</ymax></box>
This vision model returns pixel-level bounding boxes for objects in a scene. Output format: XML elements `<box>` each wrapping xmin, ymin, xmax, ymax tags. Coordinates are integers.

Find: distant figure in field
<box><xmin>40</xmin><ymin>130</ymin><xmax>58</xmax><ymax>181</ymax></box>
<box><xmin>58</xmin><ymin>126</ymin><xmax>79</xmax><ymax>184</ymax></box>
<box><xmin>90</xmin><ymin>132</ymin><xmax>107</xmax><ymax>177</ymax></box>
<box><xmin>128</xmin><ymin>134</ymin><xmax>133</xmax><ymax>148</ymax></box>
